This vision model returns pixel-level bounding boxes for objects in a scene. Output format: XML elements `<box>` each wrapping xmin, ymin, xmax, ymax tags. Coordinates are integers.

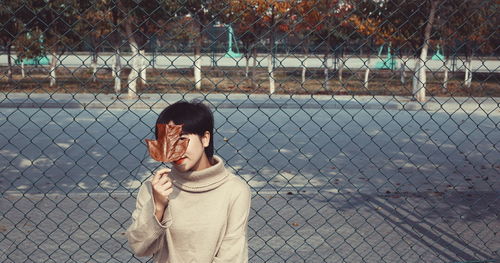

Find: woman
<box><xmin>127</xmin><ymin>101</ymin><xmax>251</xmax><ymax>262</ymax></box>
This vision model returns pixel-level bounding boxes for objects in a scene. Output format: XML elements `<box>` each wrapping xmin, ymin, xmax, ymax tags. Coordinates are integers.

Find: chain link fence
<box><xmin>1</xmin><ymin>0</ymin><xmax>499</xmax><ymax>262</ymax></box>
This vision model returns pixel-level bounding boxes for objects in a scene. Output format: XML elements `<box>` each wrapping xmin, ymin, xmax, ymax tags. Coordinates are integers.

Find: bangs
<box><xmin>161</xmin><ymin>110</ymin><xmax>205</xmax><ymax>136</ymax></box>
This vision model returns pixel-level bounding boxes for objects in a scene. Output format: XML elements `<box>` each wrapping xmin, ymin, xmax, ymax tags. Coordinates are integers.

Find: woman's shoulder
<box><xmin>221</xmin><ymin>169</ymin><xmax>249</xmax><ymax>192</ymax></box>
<box><xmin>223</xmin><ymin>173</ymin><xmax>252</xmax><ymax>207</ymax></box>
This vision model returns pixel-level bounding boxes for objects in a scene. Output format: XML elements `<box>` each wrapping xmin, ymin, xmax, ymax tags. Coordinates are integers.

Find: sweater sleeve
<box><xmin>126</xmin><ymin>181</ymin><xmax>172</xmax><ymax>257</ymax></box>
<box><xmin>213</xmin><ymin>180</ymin><xmax>251</xmax><ymax>263</ymax></box>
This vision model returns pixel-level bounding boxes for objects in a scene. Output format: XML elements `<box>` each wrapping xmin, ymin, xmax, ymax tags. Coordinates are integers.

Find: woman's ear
<box><xmin>201</xmin><ymin>131</ymin><xmax>210</xmax><ymax>148</ymax></box>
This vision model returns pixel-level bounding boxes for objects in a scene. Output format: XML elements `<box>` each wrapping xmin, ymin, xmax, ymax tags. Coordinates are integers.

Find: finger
<box><xmin>152</xmin><ymin>172</ymin><xmax>159</xmax><ymax>184</ymax></box>
<box><xmin>152</xmin><ymin>170</ymin><xmax>164</xmax><ymax>184</ymax></box>
<box><xmin>158</xmin><ymin>181</ymin><xmax>172</xmax><ymax>193</ymax></box>
<box><xmin>163</xmin><ymin>180</ymin><xmax>172</xmax><ymax>190</ymax></box>
<box><xmin>157</xmin><ymin>183</ymin><xmax>172</xmax><ymax>196</ymax></box>
<box><xmin>157</xmin><ymin>168</ymin><xmax>171</xmax><ymax>176</ymax></box>
<box><xmin>153</xmin><ymin>168</ymin><xmax>170</xmax><ymax>184</ymax></box>
<box><xmin>153</xmin><ymin>184</ymin><xmax>169</xmax><ymax>196</ymax></box>
<box><xmin>157</xmin><ymin>173</ymin><xmax>170</xmax><ymax>185</ymax></box>
<box><xmin>164</xmin><ymin>187</ymin><xmax>173</xmax><ymax>196</ymax></box>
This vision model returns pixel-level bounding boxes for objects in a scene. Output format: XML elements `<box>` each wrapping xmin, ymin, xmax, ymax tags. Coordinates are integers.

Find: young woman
<box><xmin>127</xmin><ymin>101</ymin><xmax>251</xmax><ymax>262</ymax></box>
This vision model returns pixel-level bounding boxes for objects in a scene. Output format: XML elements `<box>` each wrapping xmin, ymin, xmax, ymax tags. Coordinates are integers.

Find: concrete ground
<box><xmin>1</xmin><ymin>93</ymin><xmax>499</xmax><ymax>262</ymax></box>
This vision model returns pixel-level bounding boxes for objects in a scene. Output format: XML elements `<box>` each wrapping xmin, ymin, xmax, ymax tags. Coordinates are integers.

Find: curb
<box><xmin>0</xmin><ymin>93</ymin><xmax>498</xmax><ymax>113</ymax></box>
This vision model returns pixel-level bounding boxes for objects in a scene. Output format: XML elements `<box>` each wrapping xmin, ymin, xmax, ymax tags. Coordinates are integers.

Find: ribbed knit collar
<box><xmin>170</xmin><ymin>155</ymin><xmax>229</xmax><ymax>192</ymax></box>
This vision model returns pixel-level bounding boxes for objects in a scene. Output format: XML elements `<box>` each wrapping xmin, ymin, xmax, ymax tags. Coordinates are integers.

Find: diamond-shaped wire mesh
<box><xmin>0</xmin><ymin>0</ymin><xmax>499</xmax><ymax>262</ymax></box>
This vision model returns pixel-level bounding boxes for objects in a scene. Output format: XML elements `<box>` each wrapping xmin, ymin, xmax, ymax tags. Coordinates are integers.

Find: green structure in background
<box><xmin>224</xmin><ymin>25</ymin><xmax>242</xmax><ymax>58</ymax></box>
<box><xmin>14</xmin><ymin>55</ymin><xmax>49</xmax><ymax>65</ymax></box>
<box><xmin>431</xmin><ymin>45</ymin><xmax>445</xmax><ymax>61</ymax></box>
<box><xmin>375</xmin><ymin>44</ymin><xmax>397</xmax><ymax>70</ymax></box>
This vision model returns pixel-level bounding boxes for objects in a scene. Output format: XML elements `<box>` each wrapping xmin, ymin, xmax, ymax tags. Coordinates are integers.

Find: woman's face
<box><xmin>171</xmin><ymin>131</ymin><xmax>211</xmax><ymax>172</ymax></box>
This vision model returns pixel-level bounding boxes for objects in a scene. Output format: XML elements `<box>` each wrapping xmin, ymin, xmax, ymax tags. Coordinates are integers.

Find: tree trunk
<box><xmin>323</xmin><ymin>53</ymin><xmax>329</xmax><ymax>90</ymax></box>
<box><xmin>111</xmin><ymin>5</ymin><xmax>121</xmax><ymax>93</ymax></box>
<box><xmin>50</xmin><ymin>50</ymin><xmax>57</xmax><ymax>87</ymax></box>
<box><xmin>364</xmin><ymin>57</ymin><xmax>370</xmax><ymax>90</ymax></box>
<box><xmin>139</xmin><ymin>49</ymin><xmax>147</xmax><ymax>85</ymax></box>
<box><xmin>245</xmin><ymin>53</ymin><xmax>249</xmax><ymax>78</ymax></box>
<box><xmin>301</xmin><ymin>55</ymin><xmax>307</xmax><ymax>85</ymax></box>
<box><xmin>127</xmin><ymin>41</ymin><xmax>139</xmax><ymax>98</ymax></box>
<box><xmin>400</xmin><ymin>56</ymin><xmax>406</xmax><ymax>85</ymax></box>
<box><xmin>301</xmin><ymin>39</ymin><xmax>309</xmax><ymax>85</ymax></box>
<box><xmin>194</xmin><ymin>50</ymin><xmax>202</xmax><ymax>90</ymax></box>
<box><xmin>154</xmin><ymin>39</ymin><xmax>161</xmax><ymax>69</ymax></box>
<box><xmin>7</xmin><ymin>44</ymin><xmax>12</xmax><ymax>82</ymax></box>
<box><xmin>268</xmin><ymin>54</ymin><xmax>275</xmax><ymax>94</ymax></box>
<box><xmin>91</xmin><ymin>51</ymin><xmax>98</xmax><ymax>82</ymax></box>
<box><xmin>464</xmin><ymin>64</ymin><xmax>468</xmax><ymax>84</ymax></box>
<box><xmin>194</xmin><ymin>22</ymin><xmax>203</xmax><ymax>90</ymax></box>
<box><xmin>412</xmin><ymin>0</ymin><xmax>438</xmax><ymax>102</ymax></box>
<box><xmin>113</xmin><ymin>49</ymin><xmax>122</xmax><ymax>93</ymax></box>
<box><xmin>412</xmin><ymin>60</ymin><xmax>420</xmax><ymax>97</ymax></box>
<box><xmin>441</xmin><ymin>43</ymin><xmax>448</xmax><ymax>93</ymax></box>
<box><xmin>268</xmin><ymin>28</ymin><xmax>275</xmax><ymax>94</ymax></box>
<box><xmin>251</xmin><ymin>46</ymin><xmax>257</xmax><ymax>88</ymax></box>
<box><xmin>125</xmin><ymin>22</ymin><xmax>139</xmax><ymax>98</ymax></box>
<box><xmin>464</xmin><ymin>56</ymin><xmax>472</xmax><ymax>88</ymax></box>
<box><xmin>194</xmin><ymin>35</ymin><xmax>202</xmax><ymax>90</ymax></box>
<box><xmin>443</xmin><ymin>58</ymin><xmax>449</xmax><ymax>93</ymax></box>
<box><xmin>416</xmin><ymin>59</ymin><xmax>428</xmax><ymax>100</ymax></box>
<box><xmin>338</xmin><ymin>50</ymin><xmax>344</xmax><ymax>84</ymax></box>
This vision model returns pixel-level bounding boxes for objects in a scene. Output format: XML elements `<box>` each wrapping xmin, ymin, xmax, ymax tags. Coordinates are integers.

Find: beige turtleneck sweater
<box><xmin>126</xmin><ymin>156</ymin><xmax>251</xmax><ymax>263</ymax></box>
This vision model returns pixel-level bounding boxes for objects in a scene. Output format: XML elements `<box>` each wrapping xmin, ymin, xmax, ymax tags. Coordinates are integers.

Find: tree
<box><xmin>70</xmin><ymin>0</ymin><xmax>178</xmax><ymax>97</ymax></box>
<box><xmin>351</xmin><ymin>0</ymin><xmax>440</xmax><ymax>102</ymax></box>
<box><xmin>13</xmin><ymin>29</ymin><xmax>45</xmax><ymax>78</ymax></box>
<box><xmin>237</xmin><ymin>23</ymin><xmax>259</xmax><ymax>83</ymax></box>
<box><xmin>288</xmin><ymin>0</ymin><xmax>322</xmax><ymax>86</ymax></box>
<box><xmin>219</xmin><ymin>0</ymin><xmax>293</xmax><ymax>94</ymax></box>
<box><xmin>79</xmin><ymin>0</ymin><xmax>125</xmax><ymax>93</ymax></box>
<box><xmin>437</xmin><ymin>0</ymin><xmax>497</xmax><ymax>90</ymax></box>
<box><xmin>415</xmin><ymin>0</ymin><xmax>438</xmax><ymax>101</ymax></box>
<box><xmin>0</xmin><ymin>0</ymin><xmax>22</xmax><ymax>82</ymax></box>
<box><xmin>16</xmin><ymin>0</ymin><xmax>83</xmax><ymax>87</ymax></box>
<box><xmin>226</xmin><ymin>0</ymin><xmax>296</xmax><ymax>93</ymax></box>
<box><xmin>114</xmin><ymin>0</ymin><xmax>177</xmax><ymax>98</ymax></box>
<box><xmin>348</xmin><ymin>0</ymin><xmax>384</xmax><ymax>91</ymax></box>
<box><xmin>218</xmin><ymin>0</ymin><xmax>268</xmax><ymax>88</ymax></box>
<box><xmin>79</xmin><ymin>2</ymin><xmax>113</xmax><ymax>84</ymax></box>
<box><xmin>352</xmin><ymin>0</ymin><xmax>496</xmax><ymax>99</ymax></box>
<box><xmin>180</xmin><ymin>0</ymin><xmax>220</xmax><ymax>90</ymax></box>
<box><xmin>258</xmin><ymin>0</ymin><xmax>293</xmax><ymax>94</ymax></box>
<box><xmin>313</xmin><ymin>0</ymin><xmax>355</xmax><ymax>90</ymax></box>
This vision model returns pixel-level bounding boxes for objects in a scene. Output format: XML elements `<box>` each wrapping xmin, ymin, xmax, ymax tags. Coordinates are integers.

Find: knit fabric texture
<box><xmin>126</xmin><ymin>156</ymin><xmax>251</xmax><ymax>263</ymax></box>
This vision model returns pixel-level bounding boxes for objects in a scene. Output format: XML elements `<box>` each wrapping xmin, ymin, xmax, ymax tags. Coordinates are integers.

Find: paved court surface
<box><xmin>1</xmin><ymin>93</ymin><xmax>499</xmax><ymax>262</ymax></box>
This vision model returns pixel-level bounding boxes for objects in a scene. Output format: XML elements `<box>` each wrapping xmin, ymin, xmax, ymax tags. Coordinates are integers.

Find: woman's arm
<box><xmin>126</xmin><ymin>181</ymin><xmax>171</xmax><ymax>257</ymax></box>
<box><xmin>213</xmin><ymin>180</ymin><xmax>251</xmax><ymax>263</ymax></box>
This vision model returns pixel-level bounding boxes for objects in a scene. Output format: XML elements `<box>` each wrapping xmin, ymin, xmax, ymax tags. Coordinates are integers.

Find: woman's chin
<box><xmin>173</xmin><ymin>163</ymin><xmax>189</xmax><ymax>172</ymax></box>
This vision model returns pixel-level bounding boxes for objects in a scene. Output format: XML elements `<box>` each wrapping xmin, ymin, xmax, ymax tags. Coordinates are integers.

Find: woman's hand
<box><xmin>151</xmin><ymin>168</ymin><xmax>173</xmax><ymax>221</ymax></box>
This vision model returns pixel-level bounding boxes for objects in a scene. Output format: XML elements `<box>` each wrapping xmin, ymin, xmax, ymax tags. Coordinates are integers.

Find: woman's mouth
<box><xmin>174</xmin><ymin>157</ymin><xmax>186</xmax><ymax>165</ymax></box>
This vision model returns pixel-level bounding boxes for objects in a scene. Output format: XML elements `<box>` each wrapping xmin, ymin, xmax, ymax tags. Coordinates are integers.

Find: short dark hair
<box><xmin>155</xmin><ymin>100</ymin><xmax>214</xmax><ymax>158</ymax></box>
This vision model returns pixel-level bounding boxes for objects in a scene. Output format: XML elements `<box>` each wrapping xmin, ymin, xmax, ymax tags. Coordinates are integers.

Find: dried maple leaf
<box><xmin>145</xmin><ymin>123</ymin><xmax>189</xmax><ymax>162</ymax></box>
